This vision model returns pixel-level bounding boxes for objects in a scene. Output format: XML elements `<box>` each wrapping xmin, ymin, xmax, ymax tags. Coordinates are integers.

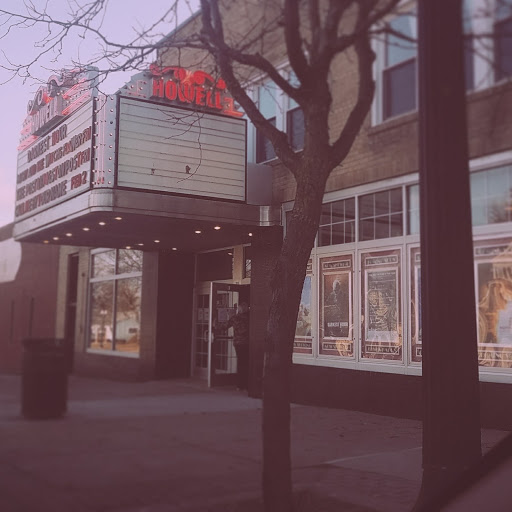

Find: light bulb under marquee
<box><xmin>195</xmin><ymin>230</ymin><xmax>202</xmax><ymax>234</ymax></box>
<box><xmin>214</xmin><ymin>226</ymin><xmax>221</xmax><ymax>230</ymax></box>
<box><xmin>82</xmin><ymin>227</ymin><xmax>90</xmax><ymax>231</ymax></box>
<box><xmin>98</xmin><ymin>222</ymin><xmax>106</xmax><ymax>226</ymax></box>
<box><xmin>65</xmin><ymin>233</ymin><xmax>72</xmax><ymax>237</ymax></box>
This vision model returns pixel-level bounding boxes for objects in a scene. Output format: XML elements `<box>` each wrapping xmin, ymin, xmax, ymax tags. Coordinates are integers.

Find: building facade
<box><xmin>5</xmin><ymin>0</ymin><xmax>512</xmax><ymax>428</ymax></box>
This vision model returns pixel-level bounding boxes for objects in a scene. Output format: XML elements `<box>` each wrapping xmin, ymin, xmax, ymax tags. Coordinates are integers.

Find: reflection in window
<box><xmin>358</xmin><ymin>188</ymin><xmax>403</xmax><ymax>241</ymax></box>
<box><xmin>92</xmin><ymin>250</ymin><xmax>115</xmax><ymax>278</ymax></box>
<box><xmin>117</xmin><ymin>249</ymin><xmax>143</xmax><ymax>274</ymax></box>
<box><xmin>115</xmin><ymin>278</ymin><xmax>142</xmax><ymax>353</ymax></box>
<box><xmin>90</xmin><ymin>282</ymin><xmax>114</xmax><ymax>350</ymax></box>
<box><xmin>471</xmin><ymin>165</ymin><xmax>512</xmax><ymax>226</ymax></box>
<box><xmin>88</xmin><ymin>249</ymin><xmax>142</xmax><ymax>355</ymax></box>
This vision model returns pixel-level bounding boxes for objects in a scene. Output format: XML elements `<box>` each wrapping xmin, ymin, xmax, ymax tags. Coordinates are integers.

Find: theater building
<box><xmin>4</xmin><ymin>1</ymin><xmax>512</xmax><ymax>427</ymax></box>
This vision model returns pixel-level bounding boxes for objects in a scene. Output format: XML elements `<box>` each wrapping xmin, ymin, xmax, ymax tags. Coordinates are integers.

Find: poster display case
<box><xmin>294</xmin><ymin>260</ymin><xmax>313</xmax><ymax>355</ymax></box>
<box><xmin>475</xmin><ymin>238</ymin><xmax>512</xmax><ymax>368</ymax></box>
<box><xmin>409</xmin><ymin>247</ymin><xmax>422</xmax><ymax>363</ymax></box>
<box><xmin>360</xmin><ymin>249</ymin><xmax>402</xmax><ymax>361</ymax></box>
<box><xmin>319</xmin><ymin>254</ymin><xmax>354</xmax><ymax>357</ymax></box>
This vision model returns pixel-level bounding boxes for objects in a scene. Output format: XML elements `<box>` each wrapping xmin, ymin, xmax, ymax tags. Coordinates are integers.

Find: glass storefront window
<box><xmin>89</xmin><ymin>281</ymin><xmax>114</xmax><ymax>350</ymax></box>
<box><xmin>88</xmin><ymin>249</ymin><xmax>142</xmax><ymax>355</ymax></box>
<box><xmin>117</xmin><ymin>249</ymin><xmax>143</xmax><ymax>274</ymax></box>
<box><xmin>358</xmin><ymin>188</ymin><xmax>403</xmax><ymax>241</ymax></box>
<box><xmin>115</xmin><ymin>277</ymin><xmax>141</xmax><ymax>353</ymax></box>
<box><xmin>92</xmin><ymin>250</ymin><xmax>115</xmax><ymax>278</ymax></box>
<box><xmin>360</xmin><ymin>249</ymin><xmax>402</xmax><ymax>362</ymax></box>
<box><xmin>407</xmin><ymin>185</ymin><xmax>420</xmax><ymax>235</ymax></box>
<box><xmin>318</xmin><ymin>198</ymin><xmax>356</xmax><ymax>247</ymax></box>
<box><xmin>471</xmin><ymin>165</ymin><xmax>512</xmax><ymax>226</ymax></box>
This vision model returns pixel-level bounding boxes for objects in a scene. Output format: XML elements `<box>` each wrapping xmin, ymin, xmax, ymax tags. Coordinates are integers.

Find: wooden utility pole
<box><xmin>415</xmin><ymin>0</ymin><xmax>482</xmax><ymax>507</ymax></box>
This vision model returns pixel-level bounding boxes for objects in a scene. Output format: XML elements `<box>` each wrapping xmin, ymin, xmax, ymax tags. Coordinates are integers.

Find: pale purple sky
<box><xmin>0</xmin><ymin>0</ymin><xmax>199</xmax><ymax>227</ymax></box>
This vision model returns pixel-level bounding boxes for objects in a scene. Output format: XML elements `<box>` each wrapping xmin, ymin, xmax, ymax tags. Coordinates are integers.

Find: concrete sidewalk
<box><xmin>0</xmin><ymin>374</ymin><xmax>506</xmax><ymax>512</ymax></box>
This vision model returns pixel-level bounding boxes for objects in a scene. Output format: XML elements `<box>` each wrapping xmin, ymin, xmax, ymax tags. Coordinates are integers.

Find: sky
<box><xmin>0</xmin><ymin>0</ymin><xmax>199</xmax><ymax>227</ymax></box>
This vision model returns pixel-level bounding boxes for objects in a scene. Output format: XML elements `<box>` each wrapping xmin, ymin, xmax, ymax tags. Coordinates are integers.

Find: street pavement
<box><xmin>0</xmin><ymin>374</ymin><xmax>507</xmax><ymax>512</ymax></box>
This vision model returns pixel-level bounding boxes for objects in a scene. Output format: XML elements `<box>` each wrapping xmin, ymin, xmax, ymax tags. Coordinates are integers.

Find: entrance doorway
<box><xmin>192</xmin><ymin>282</ymin><xmax>250</xmax><ymax>387</ymax></box>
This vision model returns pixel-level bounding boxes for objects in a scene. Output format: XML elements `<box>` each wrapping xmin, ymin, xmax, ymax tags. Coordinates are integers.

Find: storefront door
<box><xmin>208</xmin><ymin>282</ymin><xmax>250</xmax><ymax>387</ymax></box>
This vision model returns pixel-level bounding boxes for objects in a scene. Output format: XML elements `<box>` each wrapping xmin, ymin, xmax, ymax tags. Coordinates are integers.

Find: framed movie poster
<box><xmin>474</xmin><ymin>238</ymin><xmax>512</xmax><ymax>368</ymax></box>
<box><xmin>361</xmin><ymin>249</ymin><xmax>402</xmax><ymax>361</ymax></box>
<box><xmin>319</xmin><ymin>254</ymin><xmax>354</xmax><ymax>357</ymax></box>
<box><xmin>294</xmin><ymin>260</ymin><xmax>313</xmax><ymax>355</ymax></box>
<box><xmin>410</xmin><ymin>247</ymin><xmax>422</xmax><ymax>363</ymax></box>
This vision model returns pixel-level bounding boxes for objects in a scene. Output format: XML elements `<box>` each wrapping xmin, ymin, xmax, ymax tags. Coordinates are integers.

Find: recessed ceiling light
<box><xmin>126</xmin><ymin>246</ymin><xmax>132</xmax><ymax>249</ymax></box>
<box><xmin>154</xmin><ymin>240</ymin><xmax>160</xmax><ymax>243</ymax></box>
<box><xmin>52</xmin><ymin>236</ymin><xmax>59</xmax><ymax>241</ymax></box>
<box><xmin>65</xmin><ymin>233</ymin><xmax>72</xmax><ymax>237</ymax></box>
<box><xmin>43</xmin><ymin>240</ymin><xmax>49</xmax><ymax>244</ymax></box>
<box><xmin>172</xmin><ymin>247</ymin><xmax>177</xmax><ymax>251</ymax></box>
<box><xmin>99</xmin><ymin>221</ymin><xmax>106</xmax><ymax>226</ymax></box>
<box><xmin>214</xmin><ymin>226</ymin><xmax>221</xmax><ymax>230</ymax></box>
<box><xmin>82</xmin><ymin>227</ymin><xmax>90</xmax><ymax>232</ymax></box>
<box><xmin>195</xmin><ymin>230</ymin><xmax>202</xmax><ymax>234</ymax></box>
<box><xmin>248</xmin><ymin>232</ymin><xmax>253</xmax><ymax>237</ymax></box>
<box><xmin>114</xmin><ymin>216</ymin><xmax>122</xmax><ymax>220</ymax></box>
<box><xmin>137</xmin><ymin>243</ymin><xmax>144</xmax><ymax>246</ymax></box>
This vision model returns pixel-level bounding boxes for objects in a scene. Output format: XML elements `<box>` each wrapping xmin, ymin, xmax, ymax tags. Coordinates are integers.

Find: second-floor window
<box><xmin>383</xmin><ymin>12</ymin><xmax>417</xmax><ymax>120</ymax></box>
<box><xmin>256</xmin><ymin>82</ymin><xmax>277</xmax><ymax>163</ymax></box>
<box><xmin>494</xmin><ymin>0</ymin><xmax>512</xmax><ymax>81</ymax></box>
<box><xmin>374</xmin><ymin>1</ymin><xmax>512</xmax><ymax>125</ymax></box>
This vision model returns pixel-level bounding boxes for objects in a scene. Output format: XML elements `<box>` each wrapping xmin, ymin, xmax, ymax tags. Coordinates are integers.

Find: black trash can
<box><xmin>21</xmin><ymin>338</ymin><xmax>68</xmax><ymax>420</ymax></box>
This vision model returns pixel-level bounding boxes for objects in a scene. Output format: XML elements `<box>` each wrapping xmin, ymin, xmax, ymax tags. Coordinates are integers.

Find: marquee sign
<box><xmin>120</xmin><ymin>64</ymin><xmax>244</xmax><ymax>118</ymax></box>
<box><xmin>14</xmin><ymin>64</ymin><xmax>246</xmax><ymax>224</ymax></box>
<box><xmin>18</xmin><ymin>68</ymin><xmax>98</xmax><ymax>152</ymax></box>
<box><xmin>15</xmin><ymin>102</ymin><xmax>93</xmax><ymax>219</ymax></box>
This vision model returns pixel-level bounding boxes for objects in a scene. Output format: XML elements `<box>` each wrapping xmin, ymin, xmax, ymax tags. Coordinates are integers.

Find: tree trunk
<box><xmin>414</xmin><ymin>0</ymin><xmax>481</xmax><ymax>508</ymax></box>
<box><xmin>262</xmin><ymin>173</ymin><xmax>328</xmax><ymax>512</ymax></box>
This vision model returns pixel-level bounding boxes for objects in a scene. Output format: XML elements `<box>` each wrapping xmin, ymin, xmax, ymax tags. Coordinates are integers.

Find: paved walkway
<box><xmin>0</xmin><ymin>374</ymin><xmax>507</xmax><ymax>512</ymax></box>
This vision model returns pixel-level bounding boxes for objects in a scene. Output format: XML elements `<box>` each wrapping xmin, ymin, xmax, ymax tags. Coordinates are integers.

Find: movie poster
<box><xmin>319</xmin><ymin>256</ymin><xmax>353</xmax><ymax>357</ymax></box>
<box><xmin>361</xmin><ymin>250</ymin><xmax>402</xmax><ymax>361</ymax></box>
<box><xmin>475</xmin><ymin>240</ymin><xmax>512</xmax><ymax>368</ymax></box>
<box><xmin>410</xmin><ymin>248</ymin><xmax>422</xmax><ymax>362</ymax></box>
<box><xmin>294</xmin><ymin>260</ymin><xmax>313</xmax><ymax>354</ymax></box>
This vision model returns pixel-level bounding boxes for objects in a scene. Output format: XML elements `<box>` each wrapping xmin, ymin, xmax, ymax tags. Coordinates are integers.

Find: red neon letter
<box><xmin>195</xmin><ymin>88</ymin><xmax>205</xmax><ymax>106</ymax></box>
<box><xmin>165</xmin><ymin>80</ymin><xmax>177</xmax><ymax>100</ymax></box>
<box><xmin>152</xmin><ymin>79</ymin><xmax>164</xmax><ymax>97</ymax></box>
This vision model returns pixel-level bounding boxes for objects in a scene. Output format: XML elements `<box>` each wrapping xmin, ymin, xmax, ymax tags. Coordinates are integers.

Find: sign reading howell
<box><xmin>18</xmin><ymin>68</ymin><xmax>97</xmax><ymax>151</ymax></box>
<box><xmin>149</xmin><ymin>64</ymin><xmax>243</xmax><ymax>118</ymax></box>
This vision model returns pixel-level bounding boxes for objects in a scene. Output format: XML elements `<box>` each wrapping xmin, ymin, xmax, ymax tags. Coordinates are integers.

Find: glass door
<box><xmin>208</xmin><ymin>282</ymin><xmax>250</xmax><ymax>387</ymax></box>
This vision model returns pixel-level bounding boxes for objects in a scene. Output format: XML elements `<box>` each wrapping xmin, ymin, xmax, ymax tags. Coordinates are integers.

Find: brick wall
<box><xmin>0</xmin><ymin>224</ymin><xmax>60</xmax><ymax>373</ymax></box>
